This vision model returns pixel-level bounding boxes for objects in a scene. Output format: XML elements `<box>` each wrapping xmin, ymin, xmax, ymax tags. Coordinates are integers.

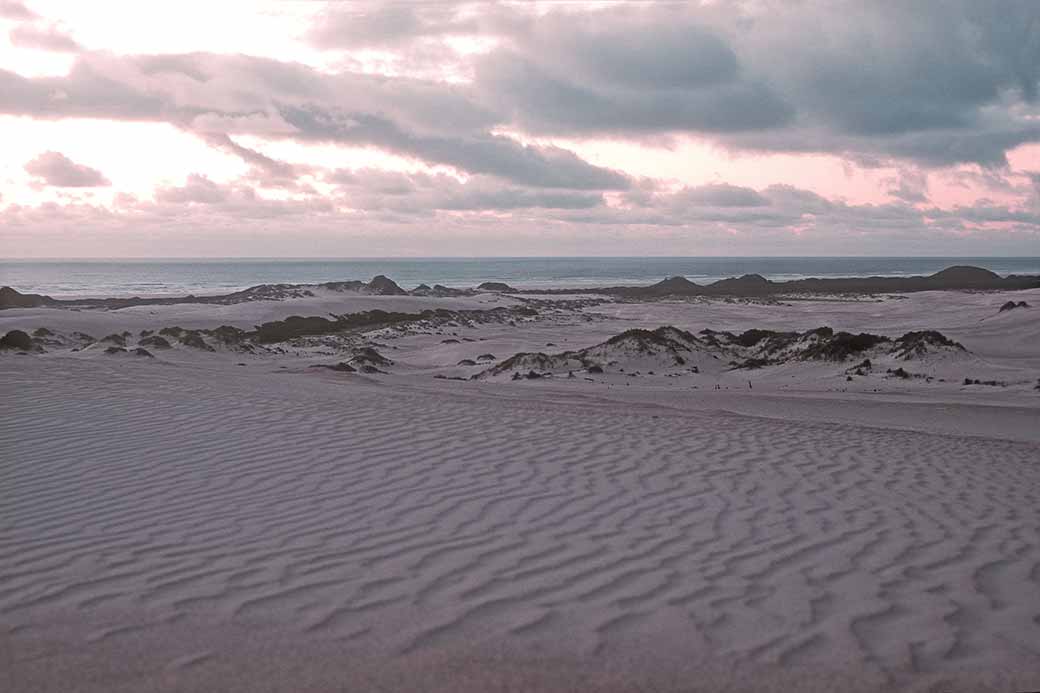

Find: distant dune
<box><xmin>4</xmin><ymin>266</ymin><xmax>1038</xmax><ymax>311</ymax></box>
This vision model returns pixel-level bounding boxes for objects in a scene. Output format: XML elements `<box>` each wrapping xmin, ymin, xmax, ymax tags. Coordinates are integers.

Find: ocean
<box><xmin>3</xmin><ymin>257</ymin><xmax>1040</xmax><ymax>299</ymax></box>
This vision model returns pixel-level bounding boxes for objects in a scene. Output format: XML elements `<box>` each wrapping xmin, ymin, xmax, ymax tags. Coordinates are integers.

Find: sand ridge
<box><xmin>2</xmin><ymin>285</ymin><xmax>1039</xmax><ymax>691</ymax></box>
<box><xmin>2</xmin><ymin>355</ymin><xmax>1039</xmax><ymax>692</ymax></box>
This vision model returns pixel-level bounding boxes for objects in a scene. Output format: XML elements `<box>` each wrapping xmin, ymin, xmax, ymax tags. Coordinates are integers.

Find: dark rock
<box><xmin>1</xmin><ymin>329</ymin><xmax>33</xmax><ymax>350</ymax></box>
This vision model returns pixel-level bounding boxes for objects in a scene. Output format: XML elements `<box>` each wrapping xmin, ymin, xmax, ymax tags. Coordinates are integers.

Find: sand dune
<box><xmin>2</xmin><ymin>286</ymin><xmax>1039</xmax><ymax>691</ymax></box>
<box><xmin>2</xmin><ymin>353</ymin><xmax>1039</xmax><ymax>692</ymax></box>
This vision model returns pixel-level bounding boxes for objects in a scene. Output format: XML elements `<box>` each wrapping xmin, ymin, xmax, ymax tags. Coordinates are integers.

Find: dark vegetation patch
<box><xmin>846</xmin><ymin>359</ymin><xmax>873</xmax><ymax>376</ymax></box>
<box><xmin>0</xmin><ymin>329</ymin><xmax>33</xmax><ymax>350</ymax></box>
<box><xmin>179</xmin><ymin>332</ymin><xmax>214</xmax><ymax>351</ymax></box>
<box><xmin>310</xmin><ymin>362</ymin><xmax>357</xmax><ymax>373</ymax></box>
<box><xmin>891</xmin><ymin>331</ymin><xmax>964</xmax><ymax>360</ymax></box>
<box><xmin>963</xmin><ymin>378</ymin><xmax>1007</xmax><ymax>387</ymax></box>
<box><xmin>800</xmin><ymin>332</ymin><xmax>889</xmax><ymax>361</ymax></box>
<box><xmin>208</xmin><ymin>325</ymin><xmax>247</xmax><ymax>344</ymax></box>
<box><xmin>730</xmin><ymin>357</ymin><xmax>774</xmax><ymax>370</ymax></box>
<box><xmin>999</xmin><ymin>300</ymin><xmax>1030</xmax><ymax>312</ymax></box>
<box><xmin>349</xmin><ymin>347</ymin><xmax>392</xmax><ymax>367</ymax></box>
<box><xmin>139</xmin><ymin>335</ymin><xmax>172</xmax><ymax>349</ymax></box>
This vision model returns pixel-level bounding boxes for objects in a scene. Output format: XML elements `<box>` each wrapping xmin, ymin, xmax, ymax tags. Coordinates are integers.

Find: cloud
<box><xmin>24</xmin><ymin>151</ymin><xmax>110</xmax><ymax>187</ymax></box>
<box><xmin>674</xmin><ymin>184</ymin><xmax>771</xmax><ymax>208</ymax></box>
<box><xmin>9</xmin><ymin>24</ymin><xmax>81</xmax><ymax>52</ymax></box>
<box><xmin>329</xmin><ymin>169</ymin><xmax>604</xmax><ymax>212</ymax></box>
<box><xmin>472</xmin><ymin>9</ymin><xmax>794</xmax><ymax>136</ymax></box>
<box><xmin>308</xmin><ymin>2</ymin><xmax>477</xmax><ymax>49</ymax></box>
<box><xmin>0</xmin><ymin>1</ymin><xmax>35</xmax><ymax>20</ymax></box>
<box><xmin>200</xmin><ymin>133</ymin><xmax>301</xmax><ymax>186</ymax></box>
<box><xmin>0</xmin><ymin>52</ymin><xmax>626</xmax><ymax>190</ymax></box>
<box><xmin>281</xmin><ymin>106</ymin><xmax>630</xmax><ymax>190</ymax></box>
<box><xmin>154</xmin><ymin>173</ymin><xmax>228</xmax><ymax>204</ymax></box>
<box><xmin>4</xmin><ymin>2</ymin><xmax>1038</xmax><ymax>178</ymax></box>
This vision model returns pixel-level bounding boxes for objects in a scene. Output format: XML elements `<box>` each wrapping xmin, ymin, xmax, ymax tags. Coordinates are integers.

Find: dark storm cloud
<box><xmin>2</xmin><ymin>0</ymin><xmax>1038</xmax><ymax>211</ymax></box>
<box><xmin>281</xmin><ymin>106</ymin><xmax>629</xmax><ymax>190</ymax></box>
<box><xmin>0</xmin><ymin>52</ymin><xmax>627</xmax><ymax>190</ymax></box>
<box><xmin>471</xmin><ymin>7</ymin><xmax>794</xmax><ymax>136</ymax></box>
<box><xmin>673</xmin><ymin>184</ymin><xmax>770</xmax><ymax>208</ymax></box>
<box><xmin>329</xmin><ymin>169</ymin><xmax>604</xmax><ymax>212</ymax></box>
<box><xmin>24</xmin><ymin>151</ymin><xmax>110</xmax><ymax>187</ymax></box>
<box><xmin>487</xmin><ymin>1</ymin><xmax>1038</xmax><ymax>166</ymax></box>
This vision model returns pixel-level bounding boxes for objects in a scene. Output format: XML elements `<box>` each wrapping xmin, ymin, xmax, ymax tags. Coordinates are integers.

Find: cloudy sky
<box><xmin>1</xmin><ymin>0</ymin><xmax>1039</xmax><ymax>257</ymax></box>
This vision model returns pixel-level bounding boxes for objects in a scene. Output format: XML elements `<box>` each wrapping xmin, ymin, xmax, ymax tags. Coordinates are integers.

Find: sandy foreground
<box><xmin>2</xmin><ymin>287</ymin><xmax>1039</xmax><ymax>692</ymax></box>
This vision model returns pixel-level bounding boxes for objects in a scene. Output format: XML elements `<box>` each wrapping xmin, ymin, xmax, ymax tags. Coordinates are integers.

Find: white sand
<box><xmin>2</xmin><ymin>288</ymin><xmax>1039</xmax><ymax>692</ymax></box>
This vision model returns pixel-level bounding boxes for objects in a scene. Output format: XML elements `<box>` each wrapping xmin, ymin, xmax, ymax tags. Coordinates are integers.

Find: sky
<box><xmin>1</xmin><ymin>0</ymin><xmax>1039</xmax><ymax>258</ymax></box>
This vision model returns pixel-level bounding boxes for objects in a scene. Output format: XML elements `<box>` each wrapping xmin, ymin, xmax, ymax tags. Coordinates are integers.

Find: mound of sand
<box><xmin>479</xmin><ymin>326</ymin><xmax>718</xmax><ymax>379</ymax></box>
<box><xmin>483</xmin><ymin>325</ymin><xmax>971</xmax><ymax>380</ymax></box>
